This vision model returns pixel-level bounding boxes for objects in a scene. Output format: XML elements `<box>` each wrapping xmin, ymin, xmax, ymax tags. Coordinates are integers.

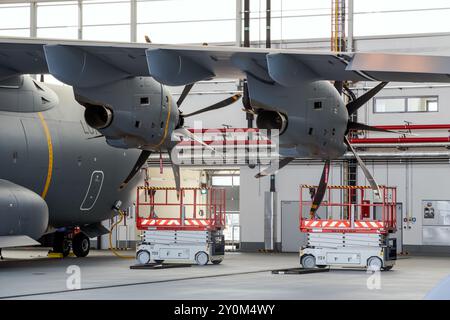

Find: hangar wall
<box><xmin>111</xmin><ymin>31</ymin><xmax>450</xmax><ymax>254</ymax></box>
<box><xmin>238</xmin><ymin>32</ymin><xmax>450</xmax><ymax>254</ymax></box>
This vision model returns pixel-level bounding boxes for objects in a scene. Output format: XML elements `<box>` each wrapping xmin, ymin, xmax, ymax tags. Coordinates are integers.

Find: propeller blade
<box><xmin>334</xmin><ymin>81</ymin><xmax>343</xmax><ymax>94</ymax></box>
<box><xmin>183</xmin><ymin>93</ymin><xmax>242</xmax><ymax>118</ymax></box>
<box><xmin>343</xmin><ymin>83</ymin><xmax>357</xmax><ymax>101</ymax></box>
<box><xmin>119</xmin><ymin>150</ymin><xmax>151</xmax><ymax>190</ymax></box>
<box><xmin>177</xmin><ymin>83</ymin><xmax>195</xmax><ymax>107</ymax></box>
<box><xmin>346</xmin><ymin>82</ymin><xmax>388</xmax><ymax>116</ymax></box>
<box><xmin>309</xmin><ymin>160</ymin><xmax>331</xmax><ymax>218</ymax></box>
<box><xmin>255</xmin><ymin>157</ymin><xmax>295</xmax><ymax>178</ymax></box>
<box><xmin>344</xmin><ymin>136</ymin><xmax>381</xmax><ymax>199</ymax></box>
<box><xmin>242</xmin><ymin>81</ymin><xmax>251</xmax><ymax>110</ymax></box>
<box><xmin>348</xmin><ymin>122</ymin><xmax>398</xmax><ymax>134</ymax></box>
<box><xmin>348</xmin><ymin>122</ymin><xmax>418</xmax><ymax>136</ymax></box>
<box><xmin>167</xmin><ymin>149</ymin><xmax>181</xmax><ymax>195</ymax></box>
<box><xmin>173</xmin><ymin>127</ymin><xmax>218</xmax><ymax>155</ymax></box>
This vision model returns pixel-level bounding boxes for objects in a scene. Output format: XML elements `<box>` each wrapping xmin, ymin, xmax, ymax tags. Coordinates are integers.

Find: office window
<box><xmin>212</xmin><ymin>176</ymin><xmax>240</xmax><ymax>187</ymax></box>
<box><xmin>407</xmin><ymin>97</ymin><xmax>438</xmax><ymax>112</ymax></box>
<box><xmin>374</xmin><ymin>96</ymin><xmax>438</xmax><ymax>113</ymax></box>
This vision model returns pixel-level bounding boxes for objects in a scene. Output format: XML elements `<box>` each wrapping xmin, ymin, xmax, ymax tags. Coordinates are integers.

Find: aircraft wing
<box><xmin>145</xmin><ymin>44</ymin><xmax>450</xmax><ymax>86</ymax></box>
<box><xmin>0</xmin><ymin>37</ymin><xmax>151</xmax><ymax>83</ymax></box>
<box><xmin>1</xmin><ymin>37</ymin><xmax>450</xmax><ymax>87</ymax></box>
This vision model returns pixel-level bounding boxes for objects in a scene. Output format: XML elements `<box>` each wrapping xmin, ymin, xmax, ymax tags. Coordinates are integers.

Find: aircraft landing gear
<box><xmin>52</xmin><ymin>231</ymin><xmax>71</xmax><ymax>257</ymax></box>
<box><xmin>72</xmin><ymin>233</ymin><xmax>90</xmax><ymax>258</ymax></box>
<box><xmin>51</xmin><ymin>229</ymin><xmax>90</xmax><ymax>258</ymax></box>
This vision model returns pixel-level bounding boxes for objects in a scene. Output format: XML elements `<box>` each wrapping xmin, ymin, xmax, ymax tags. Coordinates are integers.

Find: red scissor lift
<box><xmin>299</xmin><ymin>185</ymin><xmax>398</xmax><ymax>271</ymax></box>
<box><xmin>135</xmin><ymin>187</ymin><xmax>227</xmax><ymax>265</ymax></box>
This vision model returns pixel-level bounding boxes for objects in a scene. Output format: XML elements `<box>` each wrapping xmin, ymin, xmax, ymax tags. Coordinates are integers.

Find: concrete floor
<box><xmin>0</xmin><ymin>249</ymin><xmax>449</xmax><ymax>300</ymax></box>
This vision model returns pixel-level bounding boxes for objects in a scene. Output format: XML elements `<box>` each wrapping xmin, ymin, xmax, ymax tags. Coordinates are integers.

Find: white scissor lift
<box><xmin>299</xmin><ymin>185</ymin><xmax>398</xmax><ymax>271</ymax></box>
<box><xmin>135</xmin><ymin>187</ymin><xmax>226</xmax><ymax>266</ymax></box>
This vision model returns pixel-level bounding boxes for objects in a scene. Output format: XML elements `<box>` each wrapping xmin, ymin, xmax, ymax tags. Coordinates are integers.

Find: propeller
<box><xmin>182</xmin><ymin>94</ymin><xmax>241</xmax><ymax>118</ymax></box>
<box><xmin>255</xmin><ymin>157</ymin><xmax>295</xmax><ymax>178</ymax></box>
<box><xmin>307</xmin><ymin>82</ymin><xmax>390</xmax><ymax>214</ymax></box>
<box><xmin>344</xmin><ymin>136</ymin><xmax>381</xmax><ymax>199</ymax></box>
<box><xmin>117</xmin><ymin>34</ymin><xmax>240</xmax><ymax>191</ymax></box>
<box><xmin>309</xmin><ymin>160</ymin><xmax>331</xmax><ymax>218</ymax></box>
<box><xmin>119</xmin><ymin>150</ymin><xmax>151</xmax><ymax>190</ymax></box>
<box><xmin>346</xmin><ymin>82</ymin><xmax>388</xmax><ymax>116</ymax></box>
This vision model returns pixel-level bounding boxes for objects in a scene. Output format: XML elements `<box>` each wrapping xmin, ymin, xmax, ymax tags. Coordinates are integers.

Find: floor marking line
<box><xmin>0</xmin><ymin>267</ymin><xmax>297</xmax><ymax>299</ymax></box>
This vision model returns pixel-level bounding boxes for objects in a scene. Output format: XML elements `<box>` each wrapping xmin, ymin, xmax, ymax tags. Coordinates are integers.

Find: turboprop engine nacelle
<box><xmin>77</xmin><ymin>77</ymin><xmax>179</xmax><ymax>151</ymax></box>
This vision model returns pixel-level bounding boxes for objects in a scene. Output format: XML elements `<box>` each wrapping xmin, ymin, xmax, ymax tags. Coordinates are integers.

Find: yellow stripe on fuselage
<box><xmin>37</xmin><ymin>112</ymin><xmax>54</xmax><ymax>199</ymax></box>
<box><xmin>153</xmin><ymin>96</ymin><xmax>172</xmax><ymax>149</ymax></box>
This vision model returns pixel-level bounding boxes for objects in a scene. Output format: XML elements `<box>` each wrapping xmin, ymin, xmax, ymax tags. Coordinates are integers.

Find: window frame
<box><xmin>373</xmin><ymin>95</ymin><xmax>439</xmax><ymax>114</ymax></box>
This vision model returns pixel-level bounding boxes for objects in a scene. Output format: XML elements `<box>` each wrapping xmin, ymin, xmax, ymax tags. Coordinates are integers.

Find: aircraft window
<box><xmin>308</xmin><ymin>128</ymin><xmax>313</xmax><ymax>135</ymax></box>
<box><xmin>160</xmin><ymin>121</ymin><xmax>164</xmax><ymax>128</ymax></box>
<box><xmin>140</xmin><ymin>97</ymin><xmax>149</xmax><ymax>105</ymax></box>
<box><xmin>332</xmin><ymin>128</ymin><xmax>336</xmax><ymax>136</ymax></box>
<box><xmin>314</xmin><ymin>101</ymin><xmax>322</xmax><ymax>110</ymax></box>
<box><xmin>135</xmin><ymin>121</ymin><xmax>141</xmax><ymax>128</ymax></box>
<box><xmin>374</xmin><ymin>96</ymin><xmax>438</xmax><ymax>113</ymax></box>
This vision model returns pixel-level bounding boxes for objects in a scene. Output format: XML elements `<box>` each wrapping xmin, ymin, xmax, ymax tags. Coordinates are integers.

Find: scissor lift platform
<box><xmin>299</xmin><ymin>185</ymin><xmax>398</xmax><ymax>271</ymax></box>
<box><xmin>135</xmin><ymin>187</ymin><xmax>226</xmax><ymax>266</ymax></box>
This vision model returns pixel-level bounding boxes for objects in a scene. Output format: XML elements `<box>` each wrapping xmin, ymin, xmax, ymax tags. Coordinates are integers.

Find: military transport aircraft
<box><xmin>1</xmin><ymin>37</ymin><xmax>450</xmax><ymax>257</ymax></box>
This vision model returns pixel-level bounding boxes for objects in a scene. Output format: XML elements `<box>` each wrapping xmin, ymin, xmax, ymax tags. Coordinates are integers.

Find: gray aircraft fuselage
<box><xmin>0</xmin><ymin>78</ymin><xmax>142</xmax><ymax>229</ymax></box>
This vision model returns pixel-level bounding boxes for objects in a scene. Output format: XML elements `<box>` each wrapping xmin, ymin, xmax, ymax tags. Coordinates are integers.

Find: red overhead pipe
<box><xmin>350</xmin><ymin>137</ymin><xmax>450</xmax><ymax>144</ymax></box>
<box><xmin>374</xmin><ymin>124</ymin><xmax>450</xmax><ymax>130</ymax></box>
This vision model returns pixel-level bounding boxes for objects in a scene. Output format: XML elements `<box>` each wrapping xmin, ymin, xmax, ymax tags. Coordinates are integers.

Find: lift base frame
<box><xmin>136</xmin><ymin>230</ymin><xmax>225</xmax><ymax>266</ymax></box>
<box><xmin>300</xmin><ymin>232</ymin><xmax>397</xmax><ymax>270</ymax></box>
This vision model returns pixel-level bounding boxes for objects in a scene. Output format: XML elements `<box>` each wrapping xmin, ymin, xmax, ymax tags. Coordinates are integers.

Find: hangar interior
<box><xmin>2</xmin><ymin>0</ymin><xmax>450</xmax><ymax>300</ymax></box>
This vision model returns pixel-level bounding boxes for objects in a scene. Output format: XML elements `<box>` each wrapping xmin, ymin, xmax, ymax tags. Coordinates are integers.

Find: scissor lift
<box><xmin>135</xmin><ymin>187</ymin><xmax>226</xmax><ymax>266</ymax></box>
<box><xmin>299</xmin><ymin>185</ymin><xmax>397</xmax><ymax>271</ymax></box>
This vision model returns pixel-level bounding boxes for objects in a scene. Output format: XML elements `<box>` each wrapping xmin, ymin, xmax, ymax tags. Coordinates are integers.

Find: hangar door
<box><xmin>281</xmin><ymin>201</ymin><xmax>307</xmax><ymax>252</ymax></box>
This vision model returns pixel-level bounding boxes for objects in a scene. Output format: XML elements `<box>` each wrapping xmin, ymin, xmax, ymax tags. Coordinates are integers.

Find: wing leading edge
<box><xmin>1</xmin><ymin>37</ymin><xmax>450</xmax><ymax>88</ymax></box>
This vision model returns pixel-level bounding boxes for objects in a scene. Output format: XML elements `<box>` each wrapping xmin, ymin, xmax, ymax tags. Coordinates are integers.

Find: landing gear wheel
<box><xmin>137</xmin><ymin>250</ymin><xmax>151</xmax><ymax>265</ymax></box>
<box><xmin>72</xmin><ymin>233</ymin><xmax>90</xmax><ymax>258</ymax></box>
<box><xmin>53</xmin><ymin>232</ymin><xmax>71</xmax><ymax>257</ymax></box>
<box><xmin>382</xmin><ymin>266</ymin><xmax>393</xmax><ymax>271</ymax></box>
<box><xmin>195</xmin><ymin>251</ymin><xmax>209</xmax><ymax>266</ymax></box>
<box><xmin>367</xmin><ymin>256</ymin><xmax>383</xmax><ymax>271</ymax></box>
<box><xmin>301</xmin><ymin>255</ymin><xmax>316</xmax><ymax>269</ymax></box>
<box><xmin>154</xmin><ymin>260</ymin><xmax>164</xmax><ymax>264</ymax></box>
<box><xmin>211</xmin><ymin>258</ymin><xmax>223</xmax><ymax>265</ymax></box>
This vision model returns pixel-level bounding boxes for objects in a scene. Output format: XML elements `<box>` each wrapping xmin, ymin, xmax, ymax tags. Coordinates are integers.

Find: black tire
<box><xmin>53</xmin><ymin>232</ymin><xmax>71</xmax><ymax>257</ymax></box>
<box><xmin>382</xmin><ymin>266</ymin><xmax>393</xmax><ymax>271</ymax></box>
<box><xmin>212</xmin><ymin>259</ymin><xmax>223</xmax><ymax>265</ymax></box>
<box><xmin>72</xmin><ymin>233</ymin><xmax>90</xmax><ymax>258</ymax></box>
<box><xmin>154</xmin><ymin>260</ymin><xmax>164</xmax><ymax>264</ymax></box>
